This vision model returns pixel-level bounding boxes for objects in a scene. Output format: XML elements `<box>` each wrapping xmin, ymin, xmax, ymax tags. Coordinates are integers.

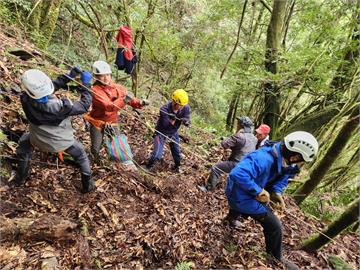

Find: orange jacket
<box><xmin>89</xmin><ymin>83</ymin><xmax>142</xmax><ymax>123</ymax></box>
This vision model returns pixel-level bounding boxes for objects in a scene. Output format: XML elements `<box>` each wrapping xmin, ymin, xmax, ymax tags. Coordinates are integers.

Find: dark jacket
<box><xmin>21</xmin><ymin>75</ymin><xmax>92</xmax><ymax>152</ymax></box>
<box><xmin>155</xmin><ymin>102</ymin><xmax>191</xmax><ymax>137</ymax></box>
<box><xmin>21</xmin><ymin>75</ymin><xmax>92</xmax><ymax>126</ymax></box>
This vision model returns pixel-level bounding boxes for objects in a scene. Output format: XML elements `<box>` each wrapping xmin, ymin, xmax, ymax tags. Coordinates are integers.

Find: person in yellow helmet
<box><xmin>145</xmin><ymin>89</ymin><xmax>191</xmax><ymax>173</ymax></box>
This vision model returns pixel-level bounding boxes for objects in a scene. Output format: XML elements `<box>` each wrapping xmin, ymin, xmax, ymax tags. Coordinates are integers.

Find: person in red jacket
<box><xmin>86</xmin><ymin>60</ymin><xmax>149</xmax><ymax>163</ymax></box>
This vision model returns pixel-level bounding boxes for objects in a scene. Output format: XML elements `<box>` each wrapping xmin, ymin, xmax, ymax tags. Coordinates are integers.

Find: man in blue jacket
<box><xmin>145</xmin><ymin>89</ymin><xmax>190</xmax><ymax>173</ymax></box>
<box><xmin>225</xmin><ymin>131</ymin><xmax>318</xmax><ymax>269</ymax></box>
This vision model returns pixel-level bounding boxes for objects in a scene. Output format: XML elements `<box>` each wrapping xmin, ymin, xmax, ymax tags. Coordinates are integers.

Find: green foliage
<box><xmin>0</xmin><ymin>1</ymin><xmax>18</xmax><ymax>24</ymax></box>
<box><xmin>327</xmin><ymin>255</ymin><xmax>354</xmax><ymax>270</ymax></box>
<box><xmin>225</xmin><ymin>243</ymin><xmax>238</xmax><ymax>253</ymax></box>
<box><xmin>175</xmin><ymin>261</ymin><xmax>194</xmax><ymax>270</ymax></box>
<box><xmin>0</xmin><ymin>130</ymin><xmax>8</xmax><ymax>142</ymax></box>
<box><xmin>300</xmin><ymin>178</ymin><xmax>359</xmax><ymax>222</ymax></box>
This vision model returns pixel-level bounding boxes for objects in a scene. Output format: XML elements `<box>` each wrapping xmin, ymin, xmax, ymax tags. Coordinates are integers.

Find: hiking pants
<box><xmin>16</xmin><ymin>133</ymin><xmax>91</xmax><ymax>177</ymax></box>
<box><xmin>148</xmin><ymin>133</ymin><xmax>181</xmax><ymax>166</ymax></box>
<box><xmin>90</xmin><ymin>124</ymin><xmax>104</xmax><ymax>159</ymax></box>
<box><xmin>227</xmin><ymin>206</ymin><xmax>283</xmax><ymax>260</ymax></box>
<box><xmin>90</xmin><ymin>123</ymin><xmax>121</xmax><ymax>160</ymax></box>
<box><xmin>207</xmin><ymin>160</ymin><xmax>238</xmax><ymax>189</ymax></box>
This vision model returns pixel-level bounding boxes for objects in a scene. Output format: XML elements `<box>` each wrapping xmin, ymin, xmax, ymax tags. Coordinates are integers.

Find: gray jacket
<box><xmin>29</xmin><ymin>118</ymin><xmax>74</xmax><ymax>152</ymax></box>
<box><xmin>221</xmin><ymin>129</ymin><xmax>257</xmax><ymax>162</ymax></box>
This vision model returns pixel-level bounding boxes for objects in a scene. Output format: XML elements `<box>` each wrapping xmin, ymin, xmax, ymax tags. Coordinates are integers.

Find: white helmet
<box><xmin>92</xmin><ymin>60</ymin><xmax>112</xmax><ymax>75</ymax></box>
<box><xmin>21</xmin><ymin>69</ymin><xmax>54</xmax><ymax>99</ymax></box>
<box><xmin>284</xmin><ymin>131</ymin><xmax>319</xmax><ymax>162</ymax></box>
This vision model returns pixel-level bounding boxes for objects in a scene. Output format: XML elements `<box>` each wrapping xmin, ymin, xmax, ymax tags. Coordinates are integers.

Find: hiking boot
<box><xmin>207</xmin><ymin>171</ymin><xmax>220</xmax><ymax>191</ymax></box>
<box><xmin>14</xmin><ymin>160</ymin><xmax>30</xmax><ymax>187</ymax></box>
<box><xmin>282</xmin><ymin>259</ymin><xmax>299</xmax><ymax>270</ymax></box>
<box><xmin>81</xmin><ymin>174</ymin><xmax>96</xmax><ymax>193</ymax></box>
<box><xmin>224</xmin><ymin>211</ymin><xmax>242</xmax><ymax>229</ymax></box>
<box><xmin>172</xmin><ymin>165</ymin><xmax>183</xmax><ymax>173</ymax></box>
<box><xmin>142</xmin><ymin>163</ymin><xmax>155</xmax><ymax>172</ymax></box>
<box><xmin>230</xmin><ymin>219</ymin><xmax>242</xmax><ymax>228</ymax></box>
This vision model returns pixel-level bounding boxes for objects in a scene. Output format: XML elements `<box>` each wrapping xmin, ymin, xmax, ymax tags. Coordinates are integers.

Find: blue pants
<box><xmin>148</xmin><ymin>133</ymin><xmax>181</xmax><ymax>166</ymax></box>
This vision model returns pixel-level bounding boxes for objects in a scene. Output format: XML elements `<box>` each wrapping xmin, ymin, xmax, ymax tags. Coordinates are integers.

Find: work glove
<box><xmin>68</xmin><ymin>66</ymin><xmax>82</xmax><ymax>78</ymax></box>
<box><xmin>255</xmin><ymin>189</ymin><xmax>270</xmax><ymax>203</ymax></box>
<box><xmin>141</xmin><ymin>99</ymin><xmax>150</xmax><ymax>106</ymax></box>
<box><xmin>181</xmin><ymin>118</ymin><xmax>190</xmax><ymax>127</ymax></box>
<box><xmin>80</xmin><ymin>71</ymin><xmax>92</xmax><ymax>86</ymax></box>
<box><xmin>168</xmin><ymin>113</ymin><xmax>177</xmax><ymax>120</ymax></box>
<box><xmin>123</xmin><ymin>92</ymin><xmax>135</xmax><ymax>104</ymax></box>
<box><xmin>270</xmin><ymin>192</ymin><xmax>285</xmax><ymax>210</ymax></box>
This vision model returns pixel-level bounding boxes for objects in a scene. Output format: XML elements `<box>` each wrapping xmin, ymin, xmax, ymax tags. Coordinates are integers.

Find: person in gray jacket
<box><xmin>14</xmin><ymin>68</ymin><xmax>95</xmax><ymax>193</ymax></box>
<box><xmin>198</xmin><ymin>116</ymin><xmax>257</xmax><ymax>192</ymax></box>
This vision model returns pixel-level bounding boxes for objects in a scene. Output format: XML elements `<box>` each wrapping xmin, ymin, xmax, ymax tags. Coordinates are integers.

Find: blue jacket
<box><xmin>155</xmin><ymin>102</ymin><xmax>191</xmax><ymax>137</ymax></box>
<box><xmin>225</xmin><ymin>143</ymin><xmax>297</xmax><ymax>215</ymax></box>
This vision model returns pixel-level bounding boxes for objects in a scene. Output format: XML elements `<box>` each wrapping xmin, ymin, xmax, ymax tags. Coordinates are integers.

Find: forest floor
<box><xmin>0</xmin><ymin>26</ymin><xmax>359</xmax><ymax>270</ymax></box>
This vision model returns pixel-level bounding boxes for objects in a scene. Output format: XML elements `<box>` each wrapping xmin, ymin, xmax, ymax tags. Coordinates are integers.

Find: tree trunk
<box><xmin>226</xmin><ymin>93</ymin><xmax>240</xmax><ymax>131</ymax></box>
<box><xmin>281</xmin><ymin>0</ymin><xmax>295</xmax><ymax>49</ymax></box>
<box><xmin>293</xmin><ymin>107</ymin><xmax>360</xmax><ymax>204</ymax></box>
<box><xmin>220</xmin><ymin>0</ymin><xmax>248</xmax><ymax>79</ymax></box>
<box><xmin>132</xmin><ymin>0</ymin><xmax>157</xmax><ymax>96</ymax></box>
<box><xmin>0</xmin><ymin>214</ymin><xmax>77</xmax><ymax>242</ymax></box>
<box><xmin>328</xmin><ymin>12</ymin><xmax>360</xmax><ymax>98</ymax></box>
<box><xmin>261</xmin><ymin>0</ymin><xmax>287</xmax><ymax>134</ymax></box>
<box><xmin>40</xmin><ymin>0</ymin><xmax>62</xmax><ymax>47</ymax></box>
<box><xmin>302</xmin><ymin>198</ymin><xmax>360</xmax><ymax>252</ymax></box>
<box><xmin>28</xmin><ymin>0</ymin><xmax>62</xmax><ymax>48</ymax></box>
<box><xmin>285</xmin><ymin>104</ymin><xmax>339</xmax><ymax>135</ymax></box>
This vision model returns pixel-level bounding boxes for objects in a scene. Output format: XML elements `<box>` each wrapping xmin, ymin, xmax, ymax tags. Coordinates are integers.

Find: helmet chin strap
<box><xmin>95</xmin><ymin>78</ymin><xmax>111</xmax><ymax>86</ymax></box>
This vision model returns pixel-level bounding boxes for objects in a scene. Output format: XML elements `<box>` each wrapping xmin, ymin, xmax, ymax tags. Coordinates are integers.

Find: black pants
<box><xmin>16</xmin><ymin>133</ymin><xmax>91</xmax><ymax>176</ymax></box>
<box><xmin>227</xmin><ymin>207</ymin><xmax>283</xmax><ymax>260</ymax></box>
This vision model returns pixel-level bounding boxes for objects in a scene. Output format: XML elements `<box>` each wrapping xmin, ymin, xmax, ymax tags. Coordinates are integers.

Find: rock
<box><xmin>41</xmin><ymin>257</ymin><xmax>59</xmax><ymax>270</ymax></box>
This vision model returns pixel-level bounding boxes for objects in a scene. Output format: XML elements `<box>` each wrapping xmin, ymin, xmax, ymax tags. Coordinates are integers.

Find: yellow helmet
<box><xmin>172</xmin><ymin>89</ymin><xmax>188</xmax><ymax>106</ymax></box>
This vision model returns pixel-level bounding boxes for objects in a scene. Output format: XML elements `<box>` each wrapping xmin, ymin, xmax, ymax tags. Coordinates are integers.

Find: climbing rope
<box><xmin>1</xmin><ymin>30</ymin><xmax>229</xmax><ymax>176</ymax></box>
<box><xmin>1</xmin><ymin>30</ymin><xmax>358</xmax><ymax>259</ymax></box>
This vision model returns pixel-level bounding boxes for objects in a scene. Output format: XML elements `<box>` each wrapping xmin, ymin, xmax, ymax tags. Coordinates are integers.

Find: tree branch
<box><xmin>220</xmin><ymin>0</ymin><xmax>248</xmax><ymax>79</ymax></box>
<box><xmin>260</xmin><ymin>0</ymin><xmax>272</xmax><ymax>13</ymax></box>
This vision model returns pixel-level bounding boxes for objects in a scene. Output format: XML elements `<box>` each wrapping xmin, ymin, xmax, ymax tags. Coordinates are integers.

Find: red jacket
<box><xmin>89</xmin><ymin>83</ymin><xmax>142</xmax><ymax>123</ymax></box>
<box><xmin>116</xmin><ymin>26</ymin><xmax>133</xmax><ymax>60</ymax></box>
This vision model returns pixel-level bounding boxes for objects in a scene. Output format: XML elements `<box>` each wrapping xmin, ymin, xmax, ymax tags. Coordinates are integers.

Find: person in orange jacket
<box><xmin>86</xmin><ymin>60</ymin><xmax>149</xmax><ymax>163</ymax></box>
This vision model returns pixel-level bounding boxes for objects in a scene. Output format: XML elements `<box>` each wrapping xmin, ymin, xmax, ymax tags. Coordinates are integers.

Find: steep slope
<box><xmin>0</xmin><ymin>26</ymin><xmax>359</xmax><ymax>270</ymax></box>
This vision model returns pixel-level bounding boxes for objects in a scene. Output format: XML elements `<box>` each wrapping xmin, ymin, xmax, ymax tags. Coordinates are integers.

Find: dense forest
<box><xmin>0</xmin><ymin>0</ymin><xmax>359</xmax><ymax>269</ymax></box>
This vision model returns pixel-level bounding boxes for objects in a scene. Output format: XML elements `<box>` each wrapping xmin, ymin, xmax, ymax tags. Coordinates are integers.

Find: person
<box><xmin>145</xmin><ymin>89</ymin><xmax>190</xmax><ymax>173</ymax></box>
<box><xmin>255</xmin><ymin>124</ymin><xmax>271</xmax><ymax>149</ymax></box>
<box><xmin>198</xmin><ymin>116</ymin><xmax>257</xmax><ymax>192</ymax></box>
<box><xmin>14</xmin><ymin>68</ymin><xmax>95</xmax><ymax>193</ymax></box>
<box><xmin>85</xmin><ymin>60</ymin><xmax>149</xmax><ymax>164</ymax></box>
<box><xmin>225</xmin><ymin>131</ymin><xmax>318</xmax><ymax>270</ymax></box>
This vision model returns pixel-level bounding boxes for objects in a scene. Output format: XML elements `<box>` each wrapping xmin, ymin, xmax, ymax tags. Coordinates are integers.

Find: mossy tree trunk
<box><xmin>293</xmin><ymin>107</ymin><xmax>360</xmax><ymax>205</ymax></box>
<box><xmin>28</xmin><ymin>0</ymin><xmax>63</xmax><ymax>48</ymax></box>
<box><xmin>261</xmin><ymin>0</ymin><xmax>287</xmax><ymax>135</ymax></box>
<box><xmin>302</xmin><ymin>198</ymin><xmax>360</xmax><ymax>252</ymax></box>
<box><xmin>327</xmin><ymin>12</ymin><xmax>360</xmax><ymax>102</ymax></box>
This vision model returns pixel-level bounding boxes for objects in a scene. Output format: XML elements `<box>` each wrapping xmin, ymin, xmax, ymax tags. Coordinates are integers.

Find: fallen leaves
<box><xmin>0</xmin><ymin>28</ymin><xmax>359</xmax><ymax>270</ymax></box>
